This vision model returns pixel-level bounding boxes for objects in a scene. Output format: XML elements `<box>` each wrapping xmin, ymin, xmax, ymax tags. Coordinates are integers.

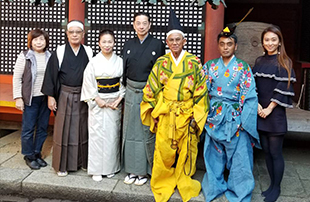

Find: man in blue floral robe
<box><xmin>201</xmin><ymin>31</ymin><xmax>260</xmax><ymax>202</ymax></box>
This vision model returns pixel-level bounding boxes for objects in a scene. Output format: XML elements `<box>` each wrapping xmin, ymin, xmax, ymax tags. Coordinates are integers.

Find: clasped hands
<box><xmin>257</xmin><ymin>103</ymin><xmax>273</xmax><ymax>119</ymax></box>
<box><xmin>95</xmin><ymin>96</ymin><xmax>122</xmax><ymax>110</ymax></box>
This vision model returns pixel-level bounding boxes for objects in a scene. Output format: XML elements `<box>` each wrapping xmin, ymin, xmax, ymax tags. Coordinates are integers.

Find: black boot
<box><xmin>24</xmin><ymin>156</ymin><xmax>40</xmax><ymax>170</ymax></box>
<box><xmin>35</xmin><ymin>153</ymin><xmax>47</xmax><ymax>167</ymax></box>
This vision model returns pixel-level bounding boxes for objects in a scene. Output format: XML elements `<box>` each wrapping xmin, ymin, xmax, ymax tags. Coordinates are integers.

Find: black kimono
<box><xmin>41</xmin><ymin>43</ymin><xmax>93</xmax><ymax>172</ymax></box>
<box><xmin>122</xmin><ymin>34</ymin><xmax>165</xmax><ymax>175</ymax></box>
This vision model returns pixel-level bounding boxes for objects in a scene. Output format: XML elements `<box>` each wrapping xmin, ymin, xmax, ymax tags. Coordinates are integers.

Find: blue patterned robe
<box><xmin>201</xmin><ymin>56</ymin><xmax>260</xmax><ymax>202</ymax></box>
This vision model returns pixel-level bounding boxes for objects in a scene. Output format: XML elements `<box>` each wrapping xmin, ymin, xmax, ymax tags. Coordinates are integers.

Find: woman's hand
<box><xmin>258</xmin><ymin>101</ymin><xmax>277</xmax><ymax>118</ymax></box>
<box><xmin>48</xmin><ymin>96</ymin><xmax>57</xmax><ymax>111</ymax></box>
<box><xmin>259</xmin><ymin>108</ymin><xmax>272</xmax><ymax>118</ymax></box>
<box><xmin>257</xmin><ymin>103</ymin><xmax>263</xmax><ymax>114</ymax></box>
<box><xmin>107</xmin><ymin>97</ymin><xmax>123</xmax><ymax>110</ymax></box>
<box><xmin>15</xmin><ymin>98</ymin><xmax>24</xmax><ymax>111</ymax></box>
<box><xmin>95</xmin><ymin>96</ymin><xmax>107</xmax><ymax>108</ymax></box>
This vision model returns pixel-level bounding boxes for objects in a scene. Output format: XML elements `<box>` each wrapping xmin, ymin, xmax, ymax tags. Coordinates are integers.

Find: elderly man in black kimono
<box><xmin>122</xmin><ymin>12</ymin><xmax>166</xmax><ymax>186</ymax></box>
<box><xmin>41</xmin><ymin>20</ymin><xmax>93</xmax><ymax>177</ymax></box>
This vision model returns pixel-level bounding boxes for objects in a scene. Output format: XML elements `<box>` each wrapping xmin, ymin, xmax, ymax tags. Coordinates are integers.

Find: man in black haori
<box><xmin>41</xmin><ymin>20</ymin><xmax>93</xmax><ymax>177</ymax></box>
<box><xmin>122</xmin><ymin>12</ymin><xmax>166</xmax><ymax>186</ymax></box>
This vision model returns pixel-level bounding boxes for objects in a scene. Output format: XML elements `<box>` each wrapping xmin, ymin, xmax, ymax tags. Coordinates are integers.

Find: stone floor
<box><xmin>0</xmin><ymin>120</ymin><xmax>310</xmax><ymax>202</ymax></box>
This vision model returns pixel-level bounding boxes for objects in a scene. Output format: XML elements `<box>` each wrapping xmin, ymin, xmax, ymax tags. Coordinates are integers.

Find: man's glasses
<box><xmin>68</xmin><ymin>30</ymin><xmax>83</xmax><ymax>35</ymax></box>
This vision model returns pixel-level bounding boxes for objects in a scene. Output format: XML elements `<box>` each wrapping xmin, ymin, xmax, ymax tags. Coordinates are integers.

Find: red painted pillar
<box><xmin>68</xmin><ymin>0</ymin><xmax>85</xmax><ymax>23</ymax></box>
<box><xmin>68</xmin><ymin>0</ymin><xmax>86</xmax><ymax>43</ymax></box>
<box><xmin>204</xmin><ymin>2</ymin><xmax>225</xmax><ymax>63</ymax></box>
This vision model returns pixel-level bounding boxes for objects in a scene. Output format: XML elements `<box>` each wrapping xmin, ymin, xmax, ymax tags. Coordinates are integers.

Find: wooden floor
<box><xmin>0</xmin><ymin>82</ymin><xmax>17</xmax><ymax>108</ymax></box>
<box><xmin>0</xmin><ymin>74</ymin><xmax>54</xmax><ymax>123</ymax></box>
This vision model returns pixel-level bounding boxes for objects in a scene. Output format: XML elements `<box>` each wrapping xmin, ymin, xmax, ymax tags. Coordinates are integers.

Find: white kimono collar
<box><xmin>70</xmin><ymin>44</ymin><xmax>81</xmax><ymax>56</ymax></box>
<box><xmin>171</xmin><ymin>50</ymin><xmax>186</xmax><ymax>66</ymax></box>
<box><xmin>100</xmin><ymin>51</ymin><xmax>116</xmax><ymax>62</ymax></box>
<box><xmin>220</xmin><ymin>55</ymin><xmax>235</xmax><ymax>67</ymax></box>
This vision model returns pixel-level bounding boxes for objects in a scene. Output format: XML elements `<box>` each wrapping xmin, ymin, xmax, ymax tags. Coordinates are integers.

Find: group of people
<box><xmin>13</xmin><ymin>10</ymin><xmax>295</xmax><ymax>202</ymax></box>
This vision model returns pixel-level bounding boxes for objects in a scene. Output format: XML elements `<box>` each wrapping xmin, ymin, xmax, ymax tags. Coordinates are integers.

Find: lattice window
<box><xmin>0</xmin><ymin>0</ymin><xmax>67</xmax><ymax>74</ymax></box>
<box><xmin>85</xmin><ymin>0</ymin><xmax>204</xmax><ymax>60</ymax></box>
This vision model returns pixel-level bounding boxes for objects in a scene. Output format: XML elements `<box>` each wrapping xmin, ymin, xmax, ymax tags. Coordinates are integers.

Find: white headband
<box><xmin>67</xmin><ymin>21</ymin><xmax>84</xmax><ymax>31</ymax></box>
<box><xmin>167</xmin><ymin>29</ymin><xmax>185</xmax><ymax>38</ymax></box>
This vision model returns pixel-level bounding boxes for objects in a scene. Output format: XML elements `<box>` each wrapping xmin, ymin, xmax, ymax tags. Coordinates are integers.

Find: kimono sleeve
<box><xmin>239</xmin><ymin>64</ymin><xmax>260</xmax><ymax>147</ymax></box>
<box><xmin>81</xmin><ymin>60</ymin><xmax>98</xmax><ymax>102</ymax></box>
<box><xmin>193</xmin><ymin>58</ymin><xmax>209</xmax><ymax>135</ymax></box>
<box><xmin>271</xmin><ymin>67</ymin><xmax>296</xmax><ymax>108</ymax></box>
<box><xmin>41</xmin><ymin>51</ymin><xmax>59</xmax><ymax>99</ymax></box>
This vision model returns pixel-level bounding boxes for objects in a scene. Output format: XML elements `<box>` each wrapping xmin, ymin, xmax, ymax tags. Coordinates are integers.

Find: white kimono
<box><xmin>81</xmin><ymin>52</ymin><xmax>125</xmax><ymax>176</ymax></box>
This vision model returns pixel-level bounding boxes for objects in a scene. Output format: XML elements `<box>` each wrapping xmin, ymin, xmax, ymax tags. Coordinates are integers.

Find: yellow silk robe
<box><xmin>141</xmin><ymin>51</ymin><xmax>209</xmax><ymax>202</ymax></box>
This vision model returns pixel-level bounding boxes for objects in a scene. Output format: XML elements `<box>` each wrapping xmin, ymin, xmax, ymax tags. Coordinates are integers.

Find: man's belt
<box><xmin>96</xmin><ymin>77</ymin><xmax>120</xmax><ymax>93</ymax></box>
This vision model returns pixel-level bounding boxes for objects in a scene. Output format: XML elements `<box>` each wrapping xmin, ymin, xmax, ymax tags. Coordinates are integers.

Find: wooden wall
<box><xmin>224</xmin><ymin>0</ymin><xmax>302</xmax><ymax>101</ymax></box>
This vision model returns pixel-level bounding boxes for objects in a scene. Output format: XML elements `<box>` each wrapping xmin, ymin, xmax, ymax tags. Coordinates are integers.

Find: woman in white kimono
<box><xmin>81</xmin><ymin>29</ymin><xmax>125</xmax><ymax>182</ymax></box>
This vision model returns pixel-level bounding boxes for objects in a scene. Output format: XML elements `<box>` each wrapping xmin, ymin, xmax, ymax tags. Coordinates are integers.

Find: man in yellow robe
<box><xmin>140</xmin><ymin>10</ymin><xmax>209</xmax><ymax>202</ymax></box>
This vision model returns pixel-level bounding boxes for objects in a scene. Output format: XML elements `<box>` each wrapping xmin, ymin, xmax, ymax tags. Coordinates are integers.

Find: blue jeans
<box><xmin>21</xmin><ymin>96</ymin><xmax>50</xmax><ymax>159</ymax></box>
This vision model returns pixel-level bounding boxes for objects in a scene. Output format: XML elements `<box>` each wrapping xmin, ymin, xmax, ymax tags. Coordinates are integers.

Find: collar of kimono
<box><xmin>170</xmin><ymin>50</ymin><xmax>186</xmax><ymax>66</ymax></box>
<box><xmin>220</xmin><ymin>55</ymin><xmax>236</xmax><ymax>66</ymax></box>
<box><xmin>139</xmin><ymin>33</ymin><xmax>149</xmax><ymax>44</ymax></box>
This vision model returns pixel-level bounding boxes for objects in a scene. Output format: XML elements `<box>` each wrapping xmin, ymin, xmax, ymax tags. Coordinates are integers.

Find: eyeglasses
<box><xmin>67</xmin><ymin>30</ymin><xmax>83</xmax><ymax>35</ymax></box>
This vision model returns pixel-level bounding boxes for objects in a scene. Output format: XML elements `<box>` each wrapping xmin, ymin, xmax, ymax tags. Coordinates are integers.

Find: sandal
<box><xmin>134</xmin><ymin>175</ymin><xmax>148</xmax><ymax>186</ymax></box>
<box><xmin>107</xmin><ymin>173</ymin><xmax>115</xmax><ymax>178</ymax></box>
<box><xmin>124</xmin><ymin>174</ymin><xmax>137</xmax><ymax>184</ymax></box>
<box><xmin>92</xmin><ymin>175</ymin><xmax>103</xmax><ymax>182</ymax></box>
<box><xmin>57</xmin><ymin>171</ymin><xmax>68</xmax><ymax>177</ymax></box>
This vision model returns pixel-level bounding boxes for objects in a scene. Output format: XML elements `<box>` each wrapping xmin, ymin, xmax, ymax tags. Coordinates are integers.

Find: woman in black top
<box><xmin>253</xmin><ymin>26</ymin><xmax>296</xmax><ymax>202</ymax></box>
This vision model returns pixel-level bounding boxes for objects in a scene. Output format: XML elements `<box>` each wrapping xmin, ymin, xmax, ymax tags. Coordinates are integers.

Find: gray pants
<box><xmin>122</xmin><ymin>79</ymin><xmax>155</xmax><ymax>175</ymax></box>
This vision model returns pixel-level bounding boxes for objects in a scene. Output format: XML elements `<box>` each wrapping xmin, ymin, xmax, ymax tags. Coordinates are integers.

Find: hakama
<box><xmin>53</xmin><ymin>85</ymin><xmax>88</xmax><ymax>172</ymax></box>
<box><xmin>122</xmin><ymin>34</ymin><xmax>165</xmax><ymax>175</ymax></box>
<box><xmin>42</xmin><ymin>43</ymin><xmax>93</xmax><ymax>172</ymax></box>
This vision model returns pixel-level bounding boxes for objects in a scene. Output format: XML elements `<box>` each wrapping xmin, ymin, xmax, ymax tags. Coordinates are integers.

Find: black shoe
<box><xmin>36</xmin><ymin>157</ymin><xmax>47</xmax><ymax>167</ymax></box>
<box><xmin>24</xmin><ymin>156</ymin><xmax>40</xmax><ymax>170</ymax></box>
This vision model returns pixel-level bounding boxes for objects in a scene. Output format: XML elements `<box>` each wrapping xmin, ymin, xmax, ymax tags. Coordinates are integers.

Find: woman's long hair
<box><xmin>261</xmin><ymin>26</ymin><xmax>292</xmax><ymax>86</ymax></box>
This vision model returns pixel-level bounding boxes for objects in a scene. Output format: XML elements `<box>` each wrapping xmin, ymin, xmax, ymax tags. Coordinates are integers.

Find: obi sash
<box><xmin>96</xmin><ymin>77</ymin><xmax>120</xmax><ymax>93</ymax></box>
